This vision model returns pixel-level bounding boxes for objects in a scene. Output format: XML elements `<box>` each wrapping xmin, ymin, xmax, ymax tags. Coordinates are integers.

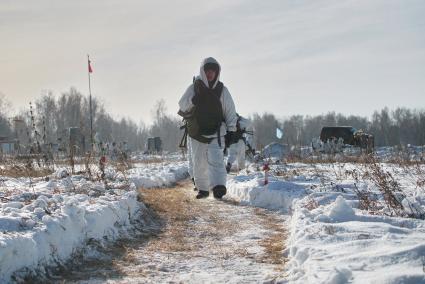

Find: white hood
<box><xmin>199</xmin><ymin>57</ymin><xmax>221</xmax><ymax>89</ymax></box>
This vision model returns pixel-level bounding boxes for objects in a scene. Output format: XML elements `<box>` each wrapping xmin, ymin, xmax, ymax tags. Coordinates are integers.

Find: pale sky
<box><xmin>1</xmin><ymin>0</ymin><xmax>424</xmax><ymax>124</ymax></box>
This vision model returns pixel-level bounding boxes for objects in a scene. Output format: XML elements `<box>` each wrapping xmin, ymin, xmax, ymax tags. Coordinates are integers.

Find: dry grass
<box><xmin>138</xmin><ymin>182</ymin><xmax>287</xmax><ymax>269</ymax></box>
<box><xmin>254</xmin><ymin>208</ymin><xmax>288</xmax><ymax>267</ymax></box>
<box><xmin>304</xmin><ymin>197</ymin><xmax>320</xmax><ymax>211</ymax></box>
<box><xmin>132</xmin><ymin>157</ymin><xmax>165</xmax><ymax>164</ymax></box>
<box><xmin>0</xmin><ymin>164</ymin><xmax>53</xmax><ymax>178</ymax></box>
<box><xmin>138</xmin><ymin>182</ymin><xmax>199</xmax><ymax>253</ymax></box>
<box><xmin>284</xmin><ymin>153</ymin><xmax>373</xmax><ymax>164</ymax></box>
<box><xmin>50</xmin><ymin>181</ymin><xmax>288</xmax><ymax>281</ymax></box>
<box><xmin>138</xmin><ymin>182</ymin><xmax>241</xmax><ymax>256</ymax></box>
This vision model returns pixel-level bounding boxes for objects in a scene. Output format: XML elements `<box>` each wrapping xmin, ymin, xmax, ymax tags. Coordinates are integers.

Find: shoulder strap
<box><xmin>215</xmin><ymin>81</ymin><xmax>224</xmax><ymax>98</ymax></box>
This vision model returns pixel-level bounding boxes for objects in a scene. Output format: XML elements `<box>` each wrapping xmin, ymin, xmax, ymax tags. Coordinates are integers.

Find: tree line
<box><xmin>0</xmin><ymin>89</ymin><xmax>424</xmax><ymax>153</ymax></box>
<box><xmin>0</xmin><ymin>88</ymin><xmax>181</xmax><ymax>153</ymax></box>
<box><xmin>251</xmin><ymin>108</ymin><xmax>425</xmax><ymax>149</ymax></box>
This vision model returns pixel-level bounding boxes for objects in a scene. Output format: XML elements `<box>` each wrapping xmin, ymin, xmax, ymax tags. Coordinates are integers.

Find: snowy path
<box><xmin>54</xmin><ymin>181</ymin><xmax>288</xmax><ymax>283</ymax></box>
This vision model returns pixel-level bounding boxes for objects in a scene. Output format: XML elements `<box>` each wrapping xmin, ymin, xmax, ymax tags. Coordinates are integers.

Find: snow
<box><xmin>225</xmin><ymin>159</ymin><xmax>425</xmax><ymax>283</ymax></box>
<box><xmin>94</xmin><ymin>195</ymin><xmax>287</xmax><ymax>283</ymax></box>
<box><xmin>319</xmin><ymin>195</ymin><xmax>356</xmax><ymax>222</ymax></box>
<box><xmin>226</xmin><ymin>172</ymin><xmax>307</xmax><ymax>212</ymax></box>
<box><xmin>286</xmin><ymin>196</ymin><xmax>425</xmax><ymax>283</ymax></box>
<box><xmin>128</xmin><ymin>161</ymin><xmax>188</xmax><ymax>188</ymax></box>
<box><xmin>2</xmin><ymin>148</ymin><xmax>425</xmax><ymax>283</ymax></box>
<box><xmin>0</xmin><ymin>161</ymin><xmax>188</xmax><ymax>282</ymax></box>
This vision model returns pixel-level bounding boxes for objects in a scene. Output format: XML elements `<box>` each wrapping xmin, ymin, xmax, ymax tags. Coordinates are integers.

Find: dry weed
<box><xmin>0</xmin><ymin>164</ymin><xmax>52</xmax><ymax>178</ymax></box>
<box><xmin>132</xmin><ymin>157</ymin><xmax>165</xmax><ymax>164</ymax></box>
<box><xmin>254</xmin><ymin>208</ymin><xmax>288</xmax><ymax>267</ymax></box>
<box><xmin>305</xmin><ymin>197</ymin><xmax>320</xmax><ymax>211</ymax></box>
<box><xmin>138</xmin><ymin>183</ymin><xmax>198</xmax><ymax>253</ymax></box>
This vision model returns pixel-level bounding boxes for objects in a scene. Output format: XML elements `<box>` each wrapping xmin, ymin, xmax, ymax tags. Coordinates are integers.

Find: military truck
<box><xmin>319</xmin><ymin>126</ymin><xmax>374</xmax><ymax>153</ymax></box>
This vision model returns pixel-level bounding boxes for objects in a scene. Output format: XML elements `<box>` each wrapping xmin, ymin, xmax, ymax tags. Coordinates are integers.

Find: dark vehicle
<box><xmin>69</xmin><ymin>127</ymin><xmax>86</xmax><ymax>155</ymax></box>
<box><xmin>320</xmin><ymin>126</ymin><xmax>356</xmax><ymax>145</ymax></box>
<box><xmin>320</xmin><ymin>126</ymin><xmax>374</xmax><ymax>153</ymax></box>
<box><xmin>146</xmin><ymin>137</ymin><xmax>162</xmax><ymax>154</ymax></box>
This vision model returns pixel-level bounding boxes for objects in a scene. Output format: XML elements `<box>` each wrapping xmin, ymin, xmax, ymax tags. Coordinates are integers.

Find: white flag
<box><xmin>276</xmin><ymin>128</ymin><xmax>283</xmax><ymax>139</ymax></box>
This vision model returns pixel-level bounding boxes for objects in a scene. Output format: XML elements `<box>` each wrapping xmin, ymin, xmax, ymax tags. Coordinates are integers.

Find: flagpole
<box><xmin>87</xmin><ymin>54</ymin><xmax>93</xmax><ymax>148</ymax></box>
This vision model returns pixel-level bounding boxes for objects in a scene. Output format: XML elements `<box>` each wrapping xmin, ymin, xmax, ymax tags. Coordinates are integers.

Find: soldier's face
<box><xmin>205</xmin><ymin>69</ymin><xmax>216</xmax><ymax>82</ymax></box>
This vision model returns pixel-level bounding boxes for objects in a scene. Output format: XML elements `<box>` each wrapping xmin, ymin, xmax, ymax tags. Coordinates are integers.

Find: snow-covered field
<box><xmin>1</xmin><ymin>149</ymin><xmax>425</xmax><ymax>283</ymax></box>
<box><xmin>0</xmin><ymin>161</ymin><xmax>188</xmax><ymax>282</ymax></box>
<box><xmin>226</xmin><ymin>159</ymin><xmax>425</xmax><ymax>283</ymax></box>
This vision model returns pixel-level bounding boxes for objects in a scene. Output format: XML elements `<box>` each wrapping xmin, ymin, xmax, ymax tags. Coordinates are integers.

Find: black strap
<box><xmin>194</xmin><ymin>135</ymin><xmax>214</xmax><ymax>144</ymax></box>
<box><xmin>179</xmin><ymin>125</ymin><xmax>188</xmax><ymax>149</ymax></box>
<box><xmin>217</xmin><ymin>127</ymin><xmax>221</xmax><ymax>147</ymax></box>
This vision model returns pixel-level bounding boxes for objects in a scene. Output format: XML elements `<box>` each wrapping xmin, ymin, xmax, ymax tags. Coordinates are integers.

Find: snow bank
<box><xmin>0</xmin><ymin>161</ymin><xmax>188</xmax><ymax>282</ymax></box>
<box><xmin>0</xmin><ymin>191</ymin><xmax>139</xmax><ymax>282</ymax></box>
<box><xmin>226</xmin><ymin>172</ymin><xmax>308</xmax><ymax>212</ymax></box>
<box><xmin>227</xmin><ymin>162</ymin><xmax>425</xmax><ymax>283</ymax></box>
<box><xmin>128</xmin><ymin>162</ymin><xmax>188</xmax><ymax>188</ymax></box>
<box><xmin>286</xmin><ymin>195</ymin><xmax>425</xmax><ymax>283</ymax></box>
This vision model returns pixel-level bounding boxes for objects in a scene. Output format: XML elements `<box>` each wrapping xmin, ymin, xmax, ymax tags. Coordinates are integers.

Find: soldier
<box><xmin>178</xmin><ymin>57</ymin><xmax>237</xmax><ymax>199</ymax></box>
<box><xmin>226</xmin><ymin>114</ymin><xmax>254</xmax><ymax>173</ymax></box>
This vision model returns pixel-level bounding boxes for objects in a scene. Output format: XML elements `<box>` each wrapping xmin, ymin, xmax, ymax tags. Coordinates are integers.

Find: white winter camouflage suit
<box><xmin>179</xmin><ymin>57</ymin><xmax>237</xmax><ymax>193</ymax></box>
<box><xmin>227</xmin><ymin>116</ymin><xmax>253</xmax><ymax>171</ymax></box>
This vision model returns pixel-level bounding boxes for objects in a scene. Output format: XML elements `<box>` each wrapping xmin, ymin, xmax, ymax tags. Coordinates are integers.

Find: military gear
<box><xmin>225</xmin><ymin>131</ymin><xmax>237</xmax><ymax>148</ymax></box>
<box><xmin>179</xmin><ymin>79</ymin><xmax>224</xmax><ymax>144</ymax></box>
<box><xmin>226</xmin><ymin>162</ymin><xmax>232</xmax><ymax>173</ymax></box>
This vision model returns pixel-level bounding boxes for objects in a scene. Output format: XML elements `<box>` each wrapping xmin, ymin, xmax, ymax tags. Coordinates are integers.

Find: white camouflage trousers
<box><xmin>227</xmin><ymin>139</ymin><xmax>246</xmax><ymax>171</ymax></box>
<box><xmin>190</xmin><ymin>137</ymin><xmax>227</xmax><ymax>192</ymax></box>
<box><xmin>187</xmin><ymin>137</ymin><xmax>194</xmax><ymax>179</ymax></box>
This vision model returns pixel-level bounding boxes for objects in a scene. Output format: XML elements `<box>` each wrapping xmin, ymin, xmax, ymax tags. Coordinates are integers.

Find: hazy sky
<box><xmin>1</xmin><ymin>0</ymin><xmax>424</xmax><ymax>124</ymax></box>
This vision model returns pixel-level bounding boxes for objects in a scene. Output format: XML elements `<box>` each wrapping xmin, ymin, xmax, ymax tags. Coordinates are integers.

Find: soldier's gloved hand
<box><xmin>226</xmin><ymin>162</ymin><xmax>232</xmax><ymax>173</ymax></box>
<box><xmin>225</xmin><ymin>131</ymin><xmax>236</xmax><ymax>147</ymax></box>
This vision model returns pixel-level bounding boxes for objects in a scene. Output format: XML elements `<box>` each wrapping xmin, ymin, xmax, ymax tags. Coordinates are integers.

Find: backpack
<box><xmin>179</xmin><ymin>78</ymin><xmax>224</xmax><ymax>144</ymax></box>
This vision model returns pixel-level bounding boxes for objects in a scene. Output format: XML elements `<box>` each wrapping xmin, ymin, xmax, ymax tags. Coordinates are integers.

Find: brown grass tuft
<box><xmin>0</xmin><ymin>164</ymin><xmax>53</xmax><ymax>178</ymax></box>
<box><xmin>138</xmin><ymin>182</ymin><xmax>198</xmax><ymax>252</ymax></box>
<box><xmin>254</xmin><ymin>208</ymin><xmax>288</xmax><ymax>267</ymax></box>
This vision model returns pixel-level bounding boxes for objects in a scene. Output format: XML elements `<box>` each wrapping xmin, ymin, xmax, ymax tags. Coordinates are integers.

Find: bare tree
<box><xmin>251</xmin><ymin>112</ymin><xmax>280</xmax><ymax>149</ymax></box>
<box><xmin>0</xmin><ymin>93</ymin><xmax>13</xmax><ymax>137</ymax></box>
<box><xmin>150</xmin><ymin>99</ymin><xmax>181</xmax><ymax>152</ymax></box>
<box><xmin>35</xmin><ymin>90</ymin><xmax>57</xmax><ymax>143</ymax></box>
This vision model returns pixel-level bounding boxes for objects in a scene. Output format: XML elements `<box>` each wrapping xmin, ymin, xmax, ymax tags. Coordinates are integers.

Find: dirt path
<box><xmin>55</xmin><ymin>181</ymin><xmax>288</xmax><ymax>283</ymax></box>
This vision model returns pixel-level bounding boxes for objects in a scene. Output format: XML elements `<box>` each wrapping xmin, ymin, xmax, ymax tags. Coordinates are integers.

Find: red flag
<box><xmin>88</xmin><ymin>59</ymin><xmax>93</xmax><ymax>73</ymax></box>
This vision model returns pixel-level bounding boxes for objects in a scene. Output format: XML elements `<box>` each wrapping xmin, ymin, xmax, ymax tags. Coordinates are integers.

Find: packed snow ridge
<box><xmin>226</xmin><ymin>160</ymin><xmax>425</xmax><ymax>283</ymax></box>
<box><xmin>0</xmin><ymin>161</ymin><xmax>188</xmax><ymax>282</ymax></box>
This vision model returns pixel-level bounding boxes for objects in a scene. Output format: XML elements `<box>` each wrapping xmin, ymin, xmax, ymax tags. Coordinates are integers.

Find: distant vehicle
<box><xmin>262</xmin><ymin>142</ymin><xmax>288</xmax><ymax>158</ymax></box>
<box><xmin>320</xmin><ymin>126</ymin><xmax>357</xmax><ymax>145</ymax></box>
<box><xmin>146</xmin><ymin>137</ymin><xmax>162</xmax><ymax>154</ymax></box>
<box><xmin>319</xmin><ymin>126</ymin><xmax>374</xmax><ymax>153</ymax></box>
<box><xmin>69</xmin><ymin>127</ymin><xmax>86</xmax><ymax>155</ymax></box>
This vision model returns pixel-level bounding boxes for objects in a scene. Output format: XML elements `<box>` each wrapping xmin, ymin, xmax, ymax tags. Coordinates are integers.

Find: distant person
<box><xmin>187</xmin><ymin>136</ymin><xmax>197</xmax><ymax>191</ymax></box>
<box><xmin>111</xmin><ymin>142</ymin><xmax>118</xmax><ymax>161</ymax></box>
<box><xmin>178</xmin><ymin>57</ymin><xmax>237</xmax><ymax>199</ymax></box>
<box><xmin>226</xmin><ymin>114</ymin><xmax>254</xmax><ymax>172</ymax></box>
